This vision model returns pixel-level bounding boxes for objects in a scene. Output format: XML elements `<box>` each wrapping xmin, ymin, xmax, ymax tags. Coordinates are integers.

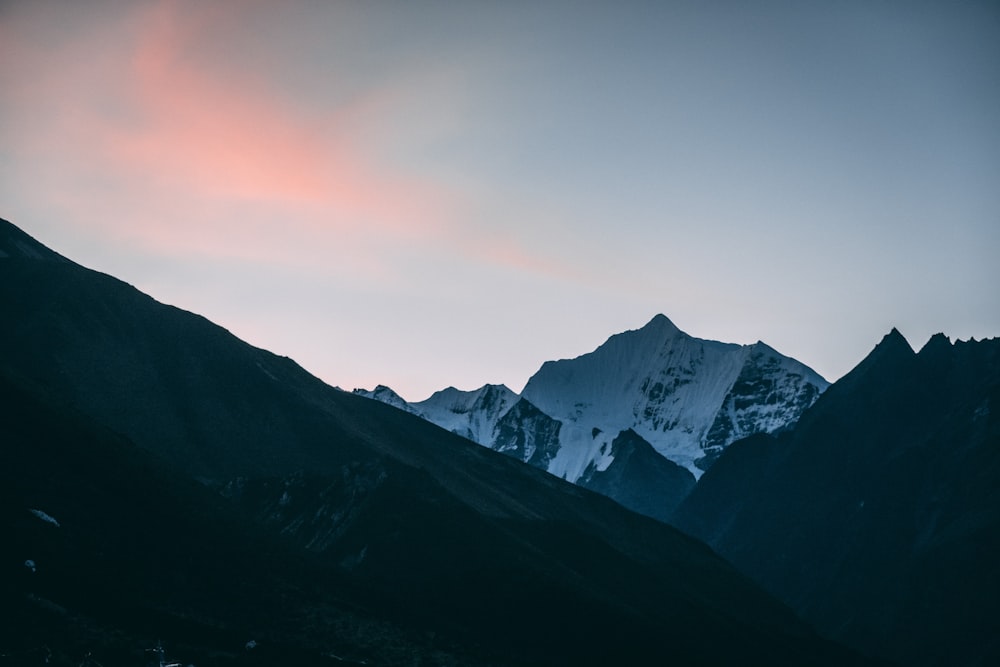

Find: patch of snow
<box><xmin>28</xmin><ymin>508</ymin><xmax>60</xmax><ymax>527</ymax></box>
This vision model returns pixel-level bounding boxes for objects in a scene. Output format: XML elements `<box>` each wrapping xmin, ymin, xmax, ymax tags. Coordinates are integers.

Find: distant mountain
<box><xmin>352</xmin><ymin>384</ymin><xmax>414</xmax><ymax>413</ymax></box>
<box><xmin>0</xmin><ymin>217</ymin><xmax>872</xmax><ymax>666</ymax></box>
<box><xmin>358</xmin><ymin>314</ymin><xmax>827</xmax><ymax>521</ymax></box>
<box><xmin>672</xmin><ymin>329</ymin><xmax>1000</xmax><ymax>667</ymax></box>
<box><xmin>521</xmin><ymin>314</ymin><xmax>828</xmax><ymax>477</ymax></box>
<box><xmin>413</xmin><ymin>383</ymin><xmax>520</xmax><ymax>444</ymax></box>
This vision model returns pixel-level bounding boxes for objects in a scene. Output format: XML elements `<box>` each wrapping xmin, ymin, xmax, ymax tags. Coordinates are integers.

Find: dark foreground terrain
<box><xmin>1</xmin><ymin>218</ymin><xmax>878</xmax><ymax>666</ymax></box>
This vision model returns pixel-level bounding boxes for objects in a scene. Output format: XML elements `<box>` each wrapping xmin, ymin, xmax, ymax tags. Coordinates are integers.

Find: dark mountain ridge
<box><xmin>673</xmin><ymin>327</ymin><xmax>1000</xmax><ymax>666</ymax></box>
<box><xmin>0</xmin><ymin>217</ymin><xmax>877</xmax><ymax>665</ymax></box>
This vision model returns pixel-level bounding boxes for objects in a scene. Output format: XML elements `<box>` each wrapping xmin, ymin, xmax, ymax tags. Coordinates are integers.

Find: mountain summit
<box><xmin>521</xmin><ymin>314</ymin><xmax>828</xmax><ymax>478</ymax></box>
<box><xmin>358</xmin><ymin>314</ymin><xmax>828</xmax><ymax>521</ymax></box>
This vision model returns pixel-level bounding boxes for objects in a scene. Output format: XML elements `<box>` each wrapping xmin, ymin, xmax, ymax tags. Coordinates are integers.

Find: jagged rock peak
<box><xmin>918</xmin><ymin>332</ymin><xmax>952</xmax><ymax>356</ymax></box>
<box><xmin>634</xmin><ymin>313</ymin><xmax>685</xmax><ymax>343</ymax></box>
<box><xmin>878</xmin><ymin>328</ymin><xmax>916</xmax><ymax>356</ymax></box>
<box><xmin>521</xmin><ymin>314</ymin><xmax>829</xmax><ymax>479</ymax></box>
<box><xmin>840</xmin><ymin>328</ymin><xmax>916</xmax><ymax>384</ymax></box>
<box><xmin>884</xmin><ymin>327</ymin><xmax>913</xmax><ymax>348</ymax></box>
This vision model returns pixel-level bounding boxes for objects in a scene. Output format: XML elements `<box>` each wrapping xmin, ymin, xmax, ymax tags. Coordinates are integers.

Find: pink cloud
<box><xmin>3</xmin><ymin>2</ymin><xmax>452</xmax><ymax>238</ymax></box>
<box><xmin>0</xmin><ymin>0</ymin><xmax>572</xmax><ymax>282</ymax></box>
<box><xmin>113</xmin><ymin>1</ymin><xmax>451</xmax><ymax>230</ymax></box>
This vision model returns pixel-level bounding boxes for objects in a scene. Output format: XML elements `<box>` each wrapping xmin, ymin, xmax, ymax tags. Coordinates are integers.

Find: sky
<box><xmin>2</xmin><ymin>0</ymin><xmax>998</xmax><ymax>401</ymax></box>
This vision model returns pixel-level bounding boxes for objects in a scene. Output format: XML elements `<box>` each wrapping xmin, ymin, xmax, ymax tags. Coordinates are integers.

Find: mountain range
<box><xmin>356</xmin><ymin>313</ymin><xmax>828</xmax><ymax>521</ymax></box>
<box><xmin>0</xmin><ymin>217</ymin><xmax>872</xmax><ymax>665</ymax></box>
<box><xmin>4</xmin><ymin>215</ymin><xmax>997</xmax><ymax>667</ymax></box>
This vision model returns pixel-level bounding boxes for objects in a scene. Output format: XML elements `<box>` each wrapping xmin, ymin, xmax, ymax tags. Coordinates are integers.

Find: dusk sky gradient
<box><xmin>2</xmin><ymin>0</ymin><xmax>998</xmax><ymax>401</ymax></box>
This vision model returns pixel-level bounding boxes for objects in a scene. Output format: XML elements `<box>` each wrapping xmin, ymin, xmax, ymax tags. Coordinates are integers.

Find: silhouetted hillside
<box><xmin>1</xmin><ymin>217</ymin><xmax>879</xmax><ymax>665</ymax></box>
<box><xmin>674</xmin><ymin>330</ymin><xmax>1000</xmax><ymax>666</ymax></box>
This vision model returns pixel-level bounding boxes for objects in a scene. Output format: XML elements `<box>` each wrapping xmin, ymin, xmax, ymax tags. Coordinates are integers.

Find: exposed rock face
<box><xmin>492</xmin><ymin>398</ymin><xmax>563</xmax><ymax>470</ymax></box>
<box><xmin>699</xmin><ymin>341</ymin><xmax>825</xmax><ymax>469</ymax></box>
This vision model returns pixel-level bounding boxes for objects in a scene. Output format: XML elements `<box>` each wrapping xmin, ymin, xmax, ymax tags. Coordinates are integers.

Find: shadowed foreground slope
<box><xmin>0</xmin><ymin>218</ymin><xmax>877</xmax><ymax>666</ymax></box>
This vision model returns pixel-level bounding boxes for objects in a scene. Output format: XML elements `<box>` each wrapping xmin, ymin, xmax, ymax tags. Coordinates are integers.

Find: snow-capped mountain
<box><xmin>355</xmin><ymin>314</ymin><xmax>828</xmax><ymax>520</ymax></box>
<box><xmin>523</xmin><ymin>314</ymin><xmax>829</xmax><ymax>478</ymax></box>
<box><xmin>355</xmin><ymin>383</ymin><xmax>522</xmax><ymax>445</ymax></box>
<box><xmin>352</xmin><ymin>384</ymin><xmax>415</xmax><ymax>414</ymax></box>
<box><xmin>410</xmin><ymin>384</ymin><xmax>520</xmax><ymax>445</ymax></box>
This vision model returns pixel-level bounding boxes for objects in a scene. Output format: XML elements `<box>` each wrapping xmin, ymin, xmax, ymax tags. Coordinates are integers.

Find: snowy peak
<box><xmin>649</xmin><ymin>312</ymin><xmax>683</xmax><ymax>332</ymax></box>
<box><xmin>636</xmin><ymin>313</ymin><xmax>683</xmax><ymax>341</ymax></box>
<box><xmin>523</xmin><ymin>313</ymin><xmax>711</xmax><ymax>430</ymax></box>
<box><xmin>410</xmin><ymin>384</ymin><xmax>519</xmax><ymax>444</ymax></box>
<box><xmin>522</xmin><ymin>317</ymin><xmax>829</xmax><ymax>478</ymax></box>
<box><xmin>352</xmin><ymin>385</ymin><xmax>415</xmax><ymax>413</ymax></box>
<box><xmin>414</xmin><ymin>383</ymin><xmax>517</xmax><ymax>415</ymax></box>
